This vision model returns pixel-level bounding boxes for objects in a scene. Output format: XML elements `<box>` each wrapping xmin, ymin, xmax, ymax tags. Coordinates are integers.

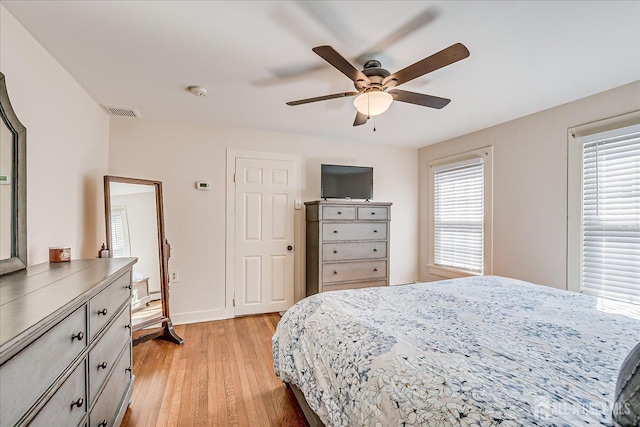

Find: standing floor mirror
<box><xmin>104</xmin><ymin>175</ymin><xmax>183</xmax><ymax>345</ymax></box>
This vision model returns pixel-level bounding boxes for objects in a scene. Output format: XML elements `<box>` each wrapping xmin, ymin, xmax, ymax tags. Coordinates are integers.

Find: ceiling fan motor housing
<box><xmin>363</xmin><ymin>59</ymin><xmax>382</xmax><ymax>69</ymax></box>
<box><xmin>355</xmin><ymin>61</ymin><xmax>391</xmax><ymax>91</ymax></box>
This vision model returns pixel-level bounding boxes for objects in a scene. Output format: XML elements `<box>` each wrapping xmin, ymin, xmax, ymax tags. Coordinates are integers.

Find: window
<box><xmin>110</xmin><ymin>206</ymin><xmax>131</xmax><ymax>258</ymax></box>
<box><xmin>568</xmin><ymin>112</ymin><xmax>640</xmax><ymax>305</ymax></box>
<box><xmin>428</xmin><ymin>147</ymin><xmax>493</xmax><ymax>278</ymax></box>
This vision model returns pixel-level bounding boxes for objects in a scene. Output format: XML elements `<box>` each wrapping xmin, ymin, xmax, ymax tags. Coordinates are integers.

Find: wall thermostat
<box><xmin>196</xmin><ymin>181</ymin><xmax>211</xmax><ymax>190</ymax></box>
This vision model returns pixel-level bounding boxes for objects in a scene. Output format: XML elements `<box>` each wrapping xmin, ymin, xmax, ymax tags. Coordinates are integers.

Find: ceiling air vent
<box><xmin>102</xmin><ymin>105</ymin><xmax>141</xmax><ymax>118</ymax></box>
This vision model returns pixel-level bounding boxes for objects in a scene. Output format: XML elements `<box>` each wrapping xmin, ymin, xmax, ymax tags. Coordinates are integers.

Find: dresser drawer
<box><xmin>322</xmin><ymin>223</ymin><xmax>387</xmax><ymax>241</ymax></box>
<box><xmin>323</xmin><ymin>260</ymin><xmax>387</xmax><ymax>283</ymax></box>
<box><xmin>0</xmin><ymin>306</ymin><xmax>87</xmax><ymax>427</ymax></box>
<box><xmin>357</xmin><ymin>206</ymin><xmax>389</xmax><ymax>220</ymax></box>
<box><xmin>29</xmin><ymin>359</ymin><xmax>86</xmax><ymax>427</ymax></box>
<box><xmin>89</xmin><ymin>272</ymin><xmax>131</xmax><ymax>340</ymax></box>
<box><xmin>89</xmin><ymin>348</ymin><xmax>132</xmax><ymax>427</ymax></box>
<box><xmin>322</xmin><ymin>206</ymin><xmax>356</xmax><ymax>220</ymax></box>
<box><xmin>323</xmin><ymin>241</ymin><xmax>387</xmax><ymax>261</ymax></box>
<box><xmin>88</xmin><ymin>306</ymin><xmax>131</xmax><ymax>403</ymax></box>
<box><xmin>322</xmin><ymin>280</ymin><xmax>388</xmax><ymax>292</ymax></box>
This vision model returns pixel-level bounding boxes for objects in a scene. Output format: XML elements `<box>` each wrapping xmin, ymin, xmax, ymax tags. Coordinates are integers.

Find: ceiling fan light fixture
<box><xmin>353</xmin><ymin>91</ymin><xmax>393</xmax><ymax>117</ymax></box>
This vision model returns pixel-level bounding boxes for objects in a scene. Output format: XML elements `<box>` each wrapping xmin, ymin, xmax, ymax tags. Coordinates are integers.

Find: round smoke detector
<box><xmin>188</xmin><ymin>86</ymin><xmax>208</xmax><ymax>97</ymax></box>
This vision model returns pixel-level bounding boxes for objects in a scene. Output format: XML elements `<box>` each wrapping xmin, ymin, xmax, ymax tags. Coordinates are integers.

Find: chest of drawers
<box><xmin>305</xmin><ymin>200</ymin><xmax>391</xmax><ymax>295</ymax></box>
<box><xmin>0</xmin><ymin>258</ymin><xmax>136</xmax><ymax>427</ymax></box>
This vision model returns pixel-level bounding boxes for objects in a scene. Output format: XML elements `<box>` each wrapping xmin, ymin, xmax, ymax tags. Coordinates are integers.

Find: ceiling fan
<box><xmin>286</xmin><ymin>43</ymin><xmax>470</xmax><ymax>127</ymax></box>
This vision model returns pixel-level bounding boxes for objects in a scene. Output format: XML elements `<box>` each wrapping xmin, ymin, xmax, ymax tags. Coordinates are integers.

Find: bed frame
<box><xmin>287</xmin><ymin>383</ymin><xmax>326</xmax><ymax>427</ymax></box>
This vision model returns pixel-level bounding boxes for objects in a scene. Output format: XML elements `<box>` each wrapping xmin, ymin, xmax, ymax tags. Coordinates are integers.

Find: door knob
<box><xmin>287</xmin><ymin>245</ymin><xmax>293</xmax><ymax>251</ymax></box>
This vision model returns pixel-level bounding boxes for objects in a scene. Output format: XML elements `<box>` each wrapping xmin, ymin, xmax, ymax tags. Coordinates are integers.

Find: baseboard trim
<box><xmin>171</xmin><ymin>308</ymin><xmax>228</xmax><ymax>325</ymax></box>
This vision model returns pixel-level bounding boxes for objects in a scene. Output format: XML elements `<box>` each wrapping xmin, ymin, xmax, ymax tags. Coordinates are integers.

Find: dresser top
<box><xmin>0</xmin><ymin>258</ymin><xmax>136</xmax><ymax>356</ymax></box>
<box><xmin>304</xmin><ymin>200</ymin><xmax>392</xmax><ymax>206</ymax></box>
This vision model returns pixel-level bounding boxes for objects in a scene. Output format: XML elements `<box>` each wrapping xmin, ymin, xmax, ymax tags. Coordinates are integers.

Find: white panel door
<box><xmin>234</xmin><ymin>157</ymin><xmax>295</xmax><ymax>315</ymax></box>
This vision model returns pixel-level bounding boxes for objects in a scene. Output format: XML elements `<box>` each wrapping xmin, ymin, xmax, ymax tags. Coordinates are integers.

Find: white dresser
<box><xmin>0</xmin><ymin>258</ymin><xmax>136</xmax><ymax>427</ymax></box>
<box><xmin>305</xmin><ymin>200</ymin><xmax>391</xmax><ymax>295</ymax></box>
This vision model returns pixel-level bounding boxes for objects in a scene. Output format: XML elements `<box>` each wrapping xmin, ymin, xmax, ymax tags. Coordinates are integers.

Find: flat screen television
<box><xmin>321</xmin><ymin>164</ymin><xmax>373</xmax><ymax>200</ymax></box>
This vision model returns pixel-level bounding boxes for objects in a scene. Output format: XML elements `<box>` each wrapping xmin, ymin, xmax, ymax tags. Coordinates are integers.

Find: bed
<box><xmin>272</xmin><ymin>275</ymin><xmax>640</xmax><ymax>426</ymax></box>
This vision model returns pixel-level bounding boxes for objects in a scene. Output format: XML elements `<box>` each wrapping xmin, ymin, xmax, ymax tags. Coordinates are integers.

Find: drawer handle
<box><xmin>71</xmin><ymin>331</ymin><xmax>85</xmax><ymax>341</ymax></box>
<box><xmin>333</xmin><ymin>230</ymin><xmax>338</xmax><ymax>234</ymax></box>
<box><xmin>373</xmin><ymin>230</ymin><xmax>378</xmax><ymax>233</ymax></box>
<box><xmin>126</xmin><ymin>284</ymin><xmax>132</xmax><ymax>290</ymax></box>
<box><xmin>337</xmin><ymin>211</ymin><xmax>342</xmax><ymax>215</ymax></box>
<box><xmin>98</xmin><ymin>420</ymin><xmax>108</xmax><ymax>427</ymax></box>
<box><xmin>333</xmin><ymin>250</ymin><xmax>338</xmax><ymax>254</ymax></box>
<box><xmin>373</xmin><ymin>268</ymin><xmax>378</xmax><ymax>272</ymax></box>
<box><xmin>373</xmin><ymin>248</ymin><xmax>378</xmax><ymax>252</ymax></box>
<box><xmin>98</xmin><ymin>361</ymin><xmax>108</xmax><ymax>370</ymax></box>
<box><xmin>371</xmin><ymin>212</ymin><xmax>376</xmax><ymax>215</ymax></box>
<box><xmin>97</xmin><ymin>308</ymin><xmax>108</xmax><ymax>316</ymax></box>
<box><xmin>333</xmin><ymin>271</ymin><xmax>338</xmax><ymax>275</ymax></box>
<box><xmin>70</xmin><ymin>397</ymin><xmax>84</xmax><ymax>409</ymax></box>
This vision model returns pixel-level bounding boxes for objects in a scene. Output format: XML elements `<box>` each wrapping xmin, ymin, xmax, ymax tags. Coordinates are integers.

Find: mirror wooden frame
<box><xmin>0</xmin><ymin>72</ymin><xmax>27</xmax><ymax>276</ymax></box>
<box><xmin>104</xmin><ymin>175</ymin><xmax>183</xmax><ymax>345</ymax></box>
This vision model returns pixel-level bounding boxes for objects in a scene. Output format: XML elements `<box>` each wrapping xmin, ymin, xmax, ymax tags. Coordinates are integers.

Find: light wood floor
<box><xmin>121</xmin><ymin>313</ymin><xmax>308</xmax><ymax>427</ymax></box>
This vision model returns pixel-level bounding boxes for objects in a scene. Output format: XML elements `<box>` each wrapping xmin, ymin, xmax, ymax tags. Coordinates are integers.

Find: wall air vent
<box><xmin>102</xmin><ymin>105</ymin><xmax>141</xmax><ymax>118</ymax></box>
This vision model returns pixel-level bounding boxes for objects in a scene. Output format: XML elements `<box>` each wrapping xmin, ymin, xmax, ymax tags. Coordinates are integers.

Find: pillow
<box><xmin>613</xmin><ymin>341</ymin><xmax>640</xmax><ymax>426</ymax></box>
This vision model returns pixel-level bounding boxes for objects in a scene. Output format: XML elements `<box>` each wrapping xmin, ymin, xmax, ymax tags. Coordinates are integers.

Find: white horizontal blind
<box><xmin>433</xmin><ymin>157</ymin><xmax>484</xmax><ymax>273</ymax></box>
<box><xmin>581</xmin><ymin>125</ymin><xmax>640</xmax><ymax>304</ymax></box>
<box><xmin>110</xmin><ymin>208</ymin><xmax>128</xmax><ymax>258</ymax></box>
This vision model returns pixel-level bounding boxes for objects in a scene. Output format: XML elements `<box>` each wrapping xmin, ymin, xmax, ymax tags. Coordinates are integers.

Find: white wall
<box><xmin>0</xmin><ymin>6</ymin><xmax>110</xmax><ymax>264</ymax></box>
<box><xmin>418</xmin><ymin>80</ymin><xmax>640</xmax><ymax>289</ymax></box>
<box><xmin>109</xmin><ymin>118</ymin><xmax>419</xmax><ymax>324</ymax></box>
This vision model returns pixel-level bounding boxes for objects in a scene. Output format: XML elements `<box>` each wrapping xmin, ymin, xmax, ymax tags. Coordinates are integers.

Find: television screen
<box><xmin>321</xmin><ymin>164</ymin><xmax>373</xmax><ymax>200</ymax></box>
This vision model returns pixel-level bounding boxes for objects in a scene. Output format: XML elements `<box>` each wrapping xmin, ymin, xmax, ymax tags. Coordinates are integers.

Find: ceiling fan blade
<box><xmin>355</xmin><ymin>8</ymin><xmax>439</xmax><ymax>65</ymax></box>
<box><xmin>312</xmin><ymin>46</ymin><xmax>370</xmax><ymax>84</ymax></box>
<box><xmin>298</xmin><ymin>2</ymin><xmax>357</xmax><ymax>47</ymax></box>
<box><xmin>385</xmin><ymin>43</ymin><xmax>470</xmax><ymax>87</ymax></box>
<box><xmin>353</xmin><ymin>111</ymin><xmax>368</xmax><ymax>126</ymax></box>
<box><xmin>388</xmin><ymin>89</ymin><xmax>451</xmax><ymax>109</ymax></box>
<box><xmin>286</xmin><ymin>91</ymin><xmax>358</xmax><ymax>106</ymax></box>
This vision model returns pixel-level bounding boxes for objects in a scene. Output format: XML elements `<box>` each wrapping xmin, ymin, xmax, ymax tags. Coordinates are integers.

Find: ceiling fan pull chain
<box><xmin>373</xmin><ymin>117</ymin><xmax>376</xmax><ymax>132</ymax></box>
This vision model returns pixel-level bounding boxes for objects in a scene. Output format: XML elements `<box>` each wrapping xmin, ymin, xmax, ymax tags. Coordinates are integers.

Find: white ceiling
<box><xmin>3</xmin><ymin>1</ymin><xmax>639</xmax><ymax>148</ymax></box>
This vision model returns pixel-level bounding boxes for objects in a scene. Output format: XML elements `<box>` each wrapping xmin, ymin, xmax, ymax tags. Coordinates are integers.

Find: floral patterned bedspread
<box><xmin>272</xmin><ymin>276</ymin><xmax>640</xmax><ymax>427</ymax></box>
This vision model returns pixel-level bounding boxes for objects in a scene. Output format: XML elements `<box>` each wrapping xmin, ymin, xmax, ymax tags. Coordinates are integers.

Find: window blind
<box><xmin>433</xmin><ymin>157</ymin><xmax>484</xmax><ymax>273</ymax></box>
<box><xmin>581</xmin><ymin>124</ymin><xmax>640</xmax><ymax>304</ymax></box>
<box><xmin>110</xmin><ymin>209</ymin><xmax>128</xmax><ymax>258</ymax></box>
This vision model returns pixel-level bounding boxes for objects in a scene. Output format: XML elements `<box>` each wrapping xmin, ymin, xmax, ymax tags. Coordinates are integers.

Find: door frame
<box><xmin>225</xmin><ymin>149</ymin><xmax>303</xmax><ymax>318</ymax></box>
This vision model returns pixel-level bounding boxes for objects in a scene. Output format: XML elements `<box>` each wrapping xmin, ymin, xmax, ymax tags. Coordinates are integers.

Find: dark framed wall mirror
<box><xmin>0</xmin><ymin>72</ymin><xmax>27</xmax><ymax>276</ymax></box>
<box><xmin>104</xmin><ymin>175</ymin><xmax>183</xmax><ymax>345</ymax></box>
